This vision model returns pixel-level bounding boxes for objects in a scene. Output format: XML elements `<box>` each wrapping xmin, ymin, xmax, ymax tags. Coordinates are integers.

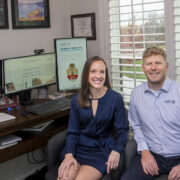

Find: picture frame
<box><xmin>11</xmin><ymin>0</ymin><xmax>50</xmax><ymax>29</ymax></box>
<box><xmin>71</xmin><ymin>13</ymin><xmax>96</xmax><ymax>40</ymax></box>
<box><xmin>0</xmin><ymin>0</ymin><xmax>9</xmax><ymax>29</ymax></box>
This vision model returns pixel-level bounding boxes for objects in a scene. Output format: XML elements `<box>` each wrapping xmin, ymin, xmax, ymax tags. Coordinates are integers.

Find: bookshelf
<box><xmin>0</xmin><ymin>106</ymin><xmax>69</xmax><ymax>163</ymax></box>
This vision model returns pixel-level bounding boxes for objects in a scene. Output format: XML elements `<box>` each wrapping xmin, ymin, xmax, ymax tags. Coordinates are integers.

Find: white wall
<box><xmin>0</xmin><ymin>0</ymin><xmax>99</xmax><ymax>179</ymax></box>
<box><xmin>64</xmin><ymin>0</ymin><xmax>100</xmax><ymax>57</ymax></box>
<box><xmin>0</xmin><ymin>0</ymin><xmax>99</xmax><ymax>59</ymax></box>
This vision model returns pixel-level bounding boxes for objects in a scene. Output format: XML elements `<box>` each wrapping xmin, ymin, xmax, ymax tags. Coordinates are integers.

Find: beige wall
<box><xmin>0</xmin><ymin>0</ymin><xmax>99</xmax><ymax>179</ymax></box>
<box><xmin>0</xmin><ymin>0</ymin><xmax>100</xmax><ymax>59</ymax></box>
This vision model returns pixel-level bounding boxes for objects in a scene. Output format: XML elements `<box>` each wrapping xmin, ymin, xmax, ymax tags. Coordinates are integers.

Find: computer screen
<box><xmin>54</xmin><ymin>37</ymin><xmax>87</xmax><ymax>91</ymax></box>
<box><xmin>3</xmin><ymin>53</ymin><xmax>56</xmax><ymax>95</ymax></box>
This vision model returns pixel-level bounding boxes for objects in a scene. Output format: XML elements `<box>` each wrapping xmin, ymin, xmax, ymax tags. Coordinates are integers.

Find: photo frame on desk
<box><xmin>71</xmin><ymin>13</ymin><xmax>96</xmax><ymax>40</ymax></box>
<box><xmin>11</xmin><ymin>0</ymin><xmax>50</xmax><ymax>29</ymax></box>
<box><xmin>0</xmin><ymin>95</ymin><xmax>19</xmax><ymax>110</ymax></box>
<box><xmin>0</xmin><ymin>0</ymin><xmax>9</xmax><ymax>29</ymax></box>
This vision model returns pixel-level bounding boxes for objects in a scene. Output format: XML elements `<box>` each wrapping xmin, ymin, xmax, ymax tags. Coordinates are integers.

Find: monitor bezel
<box><xmin>54</xmin><ymin>37</ymin><xmax>87</xmax><ymax>92</ymax></box>
<box><xmin>3</xmin><ymin>52</ymin><xmax>56</xmax><ymax>96</ymax></box>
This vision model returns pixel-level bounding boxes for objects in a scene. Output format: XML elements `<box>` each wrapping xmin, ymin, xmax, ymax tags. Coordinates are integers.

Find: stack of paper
<box><xmin>0</xmin><ymin>113</ymin><xmax>16</xmax><ymax>123</ymax></box>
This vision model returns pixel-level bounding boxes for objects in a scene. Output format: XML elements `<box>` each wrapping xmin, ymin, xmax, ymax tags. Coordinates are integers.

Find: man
<box><xmin>121</xmin><ymin>47</ymin><xmax>180</xmax><ymax>180</ymax></box>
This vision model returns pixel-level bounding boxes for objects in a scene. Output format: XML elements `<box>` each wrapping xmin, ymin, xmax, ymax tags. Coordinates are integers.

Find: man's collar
<box><xmin>144</xmin><ymin>77</ymin><xmax>171</xmax><ymax>93</ymax></box>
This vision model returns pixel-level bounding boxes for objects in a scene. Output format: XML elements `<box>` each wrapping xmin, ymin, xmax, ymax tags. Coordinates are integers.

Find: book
<box><xmin>0</xmin><ymin>142</ymin><xmax>18</xmax><ymax>150</ymax></box>
<box><xmin>0</xmin><ymin>134</ymin><xmax>22</xmax><ymax>146</ymax></box>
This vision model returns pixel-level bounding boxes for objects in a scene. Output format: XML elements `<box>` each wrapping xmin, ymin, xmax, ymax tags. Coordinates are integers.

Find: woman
<box><xmin>57</xmin><ymin>56</ymin><xmax>128</xmax><ymax>180</ymax></box>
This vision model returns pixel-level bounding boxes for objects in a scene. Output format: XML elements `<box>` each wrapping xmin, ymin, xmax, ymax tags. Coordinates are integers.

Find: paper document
<box><xmin>0</xmin><ymin>113</ymin><xmax>16</xmax><ymax>123</ymax></box>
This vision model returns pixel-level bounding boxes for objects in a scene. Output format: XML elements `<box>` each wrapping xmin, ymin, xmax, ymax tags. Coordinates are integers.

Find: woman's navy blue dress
<box><xmin>64</xmin><ymin>89</ymin><xmax>128</xmax><ymax>174</ymax></box>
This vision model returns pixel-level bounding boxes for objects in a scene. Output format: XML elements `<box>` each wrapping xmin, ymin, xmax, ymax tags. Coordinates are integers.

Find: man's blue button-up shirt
<box><xmin>129</xmin><ymin>77</ymin><xmax>180</xmax><ymax>157</ymax></box>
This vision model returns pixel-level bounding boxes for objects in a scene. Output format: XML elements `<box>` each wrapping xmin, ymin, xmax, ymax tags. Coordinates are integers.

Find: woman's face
<box><xmin>88</xmin><ymin>60</ymin><xmax>106</xmax><ymax>90</ymax></box>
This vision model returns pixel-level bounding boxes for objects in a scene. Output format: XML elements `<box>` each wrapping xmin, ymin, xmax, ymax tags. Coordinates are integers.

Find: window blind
<box><xmin>174</xmin><ymin>0</ymin><xmax>180</xmax><ymax>82</ymax></box>
<box><xmin>109</xmin><ymin>0</ymin><xmax>165</xmax><ymax>106</ymax></box>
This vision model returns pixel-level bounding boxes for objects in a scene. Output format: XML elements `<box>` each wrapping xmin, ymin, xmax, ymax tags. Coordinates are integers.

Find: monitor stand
<box><xmin>38</xmin><ymin>87</ymin><xmax>48</xmax><ymax>99</ymax></box>
<box><xmin>19</xmin><ymin>90</ymin><xmax>33</xmax><ymax>105</ymax></box>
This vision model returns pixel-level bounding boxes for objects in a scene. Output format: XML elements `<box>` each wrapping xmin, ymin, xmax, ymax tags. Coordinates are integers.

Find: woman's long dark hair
<box><xmin>78</xmin><ymin>56</ymin><xmax>111</xmax><ymax>108</ymax></box>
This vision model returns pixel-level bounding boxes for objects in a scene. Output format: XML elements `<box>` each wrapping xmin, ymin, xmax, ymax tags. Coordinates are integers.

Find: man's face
<box><xmin>142</xmin><ymin>55</ymin><xmax>168</xmax><ymax>89</ymax></box>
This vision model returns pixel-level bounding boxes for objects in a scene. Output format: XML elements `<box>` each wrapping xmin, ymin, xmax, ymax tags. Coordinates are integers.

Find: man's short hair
<box><xmin>143</xmin><ymin>47</ymin><xmax>167</xmax><ymax>62</ymax></box>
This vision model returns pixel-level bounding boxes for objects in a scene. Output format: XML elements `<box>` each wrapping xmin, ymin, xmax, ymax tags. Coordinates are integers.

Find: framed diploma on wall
<box><xmin>71</xmin><ymin>13</ymin><xmax>96</xmax><ymax>40</ymax></box>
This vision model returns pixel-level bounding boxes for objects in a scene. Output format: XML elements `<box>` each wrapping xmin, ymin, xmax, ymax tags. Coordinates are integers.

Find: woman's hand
<box><xmin>106</xmin><ymin>150</ymin><xmax>120</xmax><ymax>173</ymax></box>
<box><xmin>57</xmin><ymin>153</ymin><xmax>78</xmax><ymax>178</ymax></box>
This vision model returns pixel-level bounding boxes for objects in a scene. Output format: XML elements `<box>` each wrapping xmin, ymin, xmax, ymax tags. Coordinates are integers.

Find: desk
<box><xmin>0</xmin><ymin>106</ymin><xmax>69</xmax><ymax>163</ymax></box>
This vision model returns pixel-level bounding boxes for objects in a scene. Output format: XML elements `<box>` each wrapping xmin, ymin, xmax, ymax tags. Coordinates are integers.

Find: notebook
<box><xmin>0</xmin><ymin>113</ymin><xmax>16</xmax><ymax>123</ymax></box>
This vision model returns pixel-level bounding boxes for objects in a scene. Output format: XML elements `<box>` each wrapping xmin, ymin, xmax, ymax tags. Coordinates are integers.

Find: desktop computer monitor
<box><xmin>3</xmin><ymin>53</ymin><xmax>56</xmax><ymax>97</ymax></box>
<box><xmin>54</xmin><ymin>37</ymin><xmax>87</xmax><ymax>91</ymax></box>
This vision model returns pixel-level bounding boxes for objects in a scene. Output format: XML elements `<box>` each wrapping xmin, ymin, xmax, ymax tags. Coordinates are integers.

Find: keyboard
<box><xmin>26</xmin><ymin>97</ymin><xmax>71</xmax><ymax>115</ymax></box>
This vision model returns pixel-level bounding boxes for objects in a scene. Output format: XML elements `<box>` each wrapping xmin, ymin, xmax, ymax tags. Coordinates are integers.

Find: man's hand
<box><xmin>57</xmin><ymin>153</ymin><xmax>78</xmax><ymax>178</ymax></box>
<box><xmin>141</xmin><ymin>150</ymin><xmax>159</xmax><ymax>176</ymax></box>
<box><xmin>168</xmin><ymin>164</ymin><xmax>180</xmax><ymax>180</ymax></box>
<box><xmin>106</xmin><ymin>150</ymin><xmax>120</xmax><ymax>174</ymax></box>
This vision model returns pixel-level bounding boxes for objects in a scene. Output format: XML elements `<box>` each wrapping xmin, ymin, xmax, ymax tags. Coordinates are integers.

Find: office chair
<box><xmin>124</xmin><ymin>138</ymin><xmax>168</xmax><ymax>180</ymax></box>
<box><xmin>45</xmin><ymin>129</ymin><xmax>125</xmax><ymax>180</ymax></box>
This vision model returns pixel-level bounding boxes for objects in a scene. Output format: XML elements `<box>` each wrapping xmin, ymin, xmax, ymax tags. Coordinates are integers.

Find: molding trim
<box><xmin>98</xmin><ymin>0</ymin><xmax>111</xmax><ymax>79</ymax></box>
<box><xmin>164</xmin><ymin>0</ymin><xmax>175</xmax><ymax>80</ymax></box>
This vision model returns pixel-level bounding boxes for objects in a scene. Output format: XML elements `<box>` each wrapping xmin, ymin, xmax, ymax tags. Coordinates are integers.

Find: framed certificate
<box><xmin>71</xmin><ymin>13</ymin><xmax>96</xmax><ymax>40</ymax></box>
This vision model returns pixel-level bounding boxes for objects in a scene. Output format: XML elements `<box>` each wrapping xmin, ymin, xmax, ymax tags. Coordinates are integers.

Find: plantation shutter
<box><xmin>174</xmin><ymin>0</ymin><xmax>180</xmax><ymax>82</ymax></box>
<box><xmin>109</xmin><ymin>0</ymin><xmax>165</xmax><ymax>107</ymax></box>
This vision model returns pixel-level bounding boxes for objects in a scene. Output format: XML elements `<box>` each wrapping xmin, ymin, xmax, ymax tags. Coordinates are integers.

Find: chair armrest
<box><xmin>47</xmin><ymin>129</ymin><xmax>67</xmax><ymax>169</ymax></box>
<box><xmin>124</xmin><ymin>138</ymin><xmax>137</xmax><ymax>169</ymax></box>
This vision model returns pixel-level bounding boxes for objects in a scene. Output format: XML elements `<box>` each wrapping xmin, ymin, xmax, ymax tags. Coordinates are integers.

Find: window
<box><xmin>108</xmin><ymin>0</ymin><xmax>165</xmax><ymax>106</ymax></box>
<box><xmin>174</xmin><ymin>0</ymin><xmax>180</xmax><ymax>82</ymax></box>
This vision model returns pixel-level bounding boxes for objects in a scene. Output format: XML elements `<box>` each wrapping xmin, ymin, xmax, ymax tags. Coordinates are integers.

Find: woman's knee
<box><xmin>57</xmin><ymin>172</ymin><xmax>78</xmax><ymax>180</ymax></box>
<box><xmin>58</xmin><ymin>163</ymin><xmax>80</xmax><ymax>180</ymax></box>
<box><xmin>75</xmin><ymin>165</ymin><xmax>102</xmax><ymax>180</ymax></box>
